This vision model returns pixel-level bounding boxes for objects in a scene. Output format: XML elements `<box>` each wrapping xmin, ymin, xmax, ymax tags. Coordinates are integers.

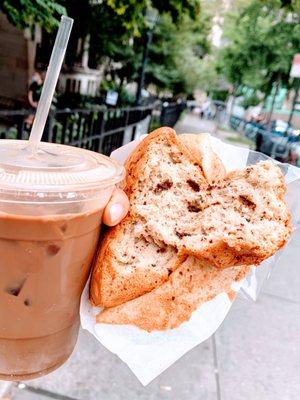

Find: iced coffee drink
<box><xmin>0</xmin><ymin>140</ymin><xmax>124</xmax><ymax>380</ymax></box>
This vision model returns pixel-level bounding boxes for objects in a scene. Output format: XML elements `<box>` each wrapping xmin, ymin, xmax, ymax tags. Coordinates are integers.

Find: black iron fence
<box><xmin>230</xmin><ymin>115</ymin><xmax>300</xmax><ymax>165</ymax></box>
<box><xmin>0</xmin><ymin>106</ymin><xmax>153</xmax><ymax>155</ymax></box>
<box><xmin>0</xmin><ymin>102</ymin><xmax>185</xmax><ymax>155</ymax></box>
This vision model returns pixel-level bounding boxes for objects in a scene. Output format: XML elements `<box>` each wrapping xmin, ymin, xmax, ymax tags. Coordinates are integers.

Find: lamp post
<box><xmin>135</xmin><ymin>8</ymin><xmax>159</xmax><ymax>106</ymax></box>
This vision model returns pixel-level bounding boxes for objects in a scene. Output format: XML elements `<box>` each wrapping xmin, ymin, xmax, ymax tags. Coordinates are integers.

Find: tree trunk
<box><xmin>119</xmin><ymin>75</ymin><xmax>125</xmax><ymax>90</ymax></box>
<box><xmin>267</xmin><ymin>75</ymin><xmax>281</xmax><ymax>125</ymax></box>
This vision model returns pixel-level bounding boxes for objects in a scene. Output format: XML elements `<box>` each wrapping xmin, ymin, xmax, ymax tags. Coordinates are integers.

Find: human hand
<box><xmin>102</xmin><ymin>188</ymin><xmax>129</xmax><ymax>226</ymax></box>
<box><xmin>102</xmin><ymin>135</ymin><xmax>146</xmax><ymax>226</ymax></box>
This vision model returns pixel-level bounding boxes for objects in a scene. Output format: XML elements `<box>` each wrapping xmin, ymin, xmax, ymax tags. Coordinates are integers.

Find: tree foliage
<box><xmin>105</xmin><ymin>0</ymin><xmax>201</xmax><ymax>34</ymax></box>
<box><xmin>143</xmin><ymin>12</ymin><xmax>211</xmax><ymax>95</ymax></box>
<box><xmin>77</xmin><ymin>0</ymin><xmax>210</xmax><ymax>96</ymax></box>
<box><xmin>217</xmin><ymin>0</ymin><xmax>300</xmax><ymax>95</ymax></box>
<box><xmin>60</xmin><ymin>0</ymin><xmax>207</xmax><ymax>96</ymax></box>
<box><xmin>279</xmin><ymin>0</ymin><xmax>300</xmax><ymax>15</ymax></box>
<box><xmin>1</xmin><ymin>0</ymin><xmax>212</xmax><ymax>97</ymax></box>
<box><xmin>0</xmin><ymin>0</ymin><xmax>66</xmax><ymax>32</ymax></box>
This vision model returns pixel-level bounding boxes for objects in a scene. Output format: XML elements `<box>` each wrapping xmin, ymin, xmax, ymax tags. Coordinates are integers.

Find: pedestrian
<box><xmin>200</xmin><ymin>98</ymin><xmax>211</xmax><ymax>119</ymax></box>
<box><xmin>24</xmin><ymin>70</ymin><xmax>44</xmax><ymax>130</ymax></box>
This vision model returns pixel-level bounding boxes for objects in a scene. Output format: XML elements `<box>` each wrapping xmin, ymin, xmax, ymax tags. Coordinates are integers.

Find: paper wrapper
<box><xmin>80</xmin><ymin>135</ymin><xmax>300</xmax><ymax>385</ymax></box>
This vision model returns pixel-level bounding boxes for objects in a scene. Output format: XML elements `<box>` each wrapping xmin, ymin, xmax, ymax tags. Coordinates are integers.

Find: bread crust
<box><xmin>90</xmin><ymin>127</ymin><xmax>211</xmax><ymax>307</ymax></box>
<box><xmin>180</xmin><ymin>133</ymin><xmax>226</xmax><ymax>183</ymax></box>
<box><xmin>90</xmin><ymin>217</ymin><xmax>187</xmax><ymax>307</ymax></box>
<box><xmin>97</xmin><ymin>259</ymin><xmax>250</xmax><ymax>331</ymax></box>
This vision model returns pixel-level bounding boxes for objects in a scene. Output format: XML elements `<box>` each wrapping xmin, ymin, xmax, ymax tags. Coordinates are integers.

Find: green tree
<box><xmin>85</xmin><ymin>1</ymin><xmax>210</xmax><ymax>97</ymax></box>
<box><xmin>63</xmin><ymin>1</ymin><xmax>205</xmax><ymax>95</ymax></box>
<box><xmin>0</xmin><ymin>0</ymin><xmax>66</xmax><ymax>32</ymax></box>
<box><xmin>172</xmin><ymin>13</ymin><xmax>211</xmax><ymax>94</ymax></box>
<box><xmin>105</xmin><ymin>0</ymin><xmax>201</xmax><ymax>35</ymax></box>
<box><xmin>280</xmin><ymin>0</ymin><xmax>300</xmax><ymax>15</ymax></box>
<box><xmin>1</xmin><ymin>0</ymin><xmax>211</xmax><ymax>99</ymax></box>
<box><xmin>113</xmin><ymin>10</ymin><xmax>211</xmax><ymax>97</ymax></box>
<box><xmin>218</xmin><ymin>0</ymin><xmax>300</xmax><ymax>96</ymax></box>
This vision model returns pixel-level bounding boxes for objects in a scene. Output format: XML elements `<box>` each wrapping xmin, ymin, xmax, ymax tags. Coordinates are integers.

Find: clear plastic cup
<box><xmin>0</xmin><ymin>140</ymin><xmax>125</xmax><ymax>380</ymax></box>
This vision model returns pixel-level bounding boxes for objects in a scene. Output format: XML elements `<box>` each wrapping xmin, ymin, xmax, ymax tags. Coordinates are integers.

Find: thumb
<box><xmin>103</xmin><ymin>188</ymin><xmax>129</xmax><ymax>226</ymax></box>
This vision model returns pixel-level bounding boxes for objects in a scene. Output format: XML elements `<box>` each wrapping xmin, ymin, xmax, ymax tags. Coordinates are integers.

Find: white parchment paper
<box><xmin>80</xmin><ymin>134</ymin><xmax>300</xmax><ymax>385</ymax></box>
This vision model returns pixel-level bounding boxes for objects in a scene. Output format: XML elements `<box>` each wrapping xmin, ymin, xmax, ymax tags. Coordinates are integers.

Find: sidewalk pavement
<box><xmin>1</xmin><ymin>114</ymin><xmax>300</xmax><ymax>400</ymax></box>
<box><xmin>175</xmin><ymin>112</ymin><xmax>253</xmax><ymax>148</ymax></box>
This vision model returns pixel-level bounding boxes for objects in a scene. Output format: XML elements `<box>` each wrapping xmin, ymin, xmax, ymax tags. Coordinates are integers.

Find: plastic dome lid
<box><xmin>0</xmin><ymin>140</ymin><xmax>125</xmax><ymax>193</ymax></box>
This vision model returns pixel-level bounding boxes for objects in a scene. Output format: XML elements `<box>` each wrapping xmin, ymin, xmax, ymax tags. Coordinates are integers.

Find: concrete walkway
<box><xmin>175</xmin><ymin>113</ymin><xmax>218</xmax><ymax>135</ymax></box>
<box><xmin>175</xmin><ymin>112</ymin><xmax>254</xmax><ymax>148</ymax></box>
<box><xmin>1</xmin><ymin>114</ymin><xmax>300</xmax><ymax>400</ymax></box>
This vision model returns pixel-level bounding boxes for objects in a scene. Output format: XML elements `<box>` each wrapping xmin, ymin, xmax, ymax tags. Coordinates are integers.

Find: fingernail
<box><xmin>109</xmin><ymin>203</ymin><xmax>124</xmax><ymax>224</ymax></box>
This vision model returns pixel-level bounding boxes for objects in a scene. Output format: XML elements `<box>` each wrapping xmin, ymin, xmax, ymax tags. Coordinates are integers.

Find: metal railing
<box><xmin>0</xmin><ymin>106</ymin><xmax>153</xmax><ymax>155</ymax></box>
<box><xmin>230</xmin><ymin>115</ymin><xmax>300</xmax><ymax>163</ymax></box>
<box><xmin>0</xmin><ymin>102</ymin><xmax>185</xmax><ymax>155</ymax></box>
